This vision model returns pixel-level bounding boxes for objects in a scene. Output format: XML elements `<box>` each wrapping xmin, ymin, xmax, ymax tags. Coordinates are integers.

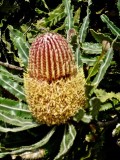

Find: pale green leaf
<box><xmin>81</xmin><ymin>43</ymin><xmax>102</xmax><ymax>54</ymax></box>
<box><xmin>0</xmin><ymin>74</ymin><xmax>25</xmax><ymax>100</ymax></box>
<box><xmin>47</xmin><ymin>4</ymin><xmax>65</xmax><ymax>27</ymax></box>
<box><xmin>0</xmin><ymin>124</ymin><xmax>39</xmax><ymax>133</ymax></box>
<box><xmin>89</xmin><ymin>97</ymin><xmax>101</xmax><ymax>119</ymax></box>
<box><xmin>8</xmin><ymin>25</ymin><xmax>29</xmax><ymax>67</ymax></box>
<box><xmin>100</xmin><ymin>103</ymin><xmax>112</xmax><ymax>111</ymax></box>
<box><xmin>81</xmin><ymin>114</ymin><xmax>92</xmax><ymax>123</ymax></box>
<box><xmin>101</xmin><ymin>14</ymin><xmax>120</xmax><ymax>38</ymax></box>
<box><xmin>73</xmin><ymin>108</ymin><xmax>85</xmax><ymax>122</ymax></box>
<box><xmin>0</xmin><ymin>97</ymin><xmax>31</xmax><ymax>118</ymax></box>
<box><xmin>112</xmin><ymin>123</ymin><xmax>120</xmax><ymax>137</ymax></box>
<box><xmin>92</xmin><ymin>44</ymin><xmax>114</xmax><ymax>87</ymax></box>
<box><xmin>74</xmin><ymin>7</ymin><xmax>81</xmax><ymax>25</ymax></box>
<box><xmin>63</xmin><ymin>0</ymin><xmax>74</xmax><ymax>33</ymax></box>
<box><xmin>0</xmin><ymin>111</ymin><xmax>37</xmax><ymax>127</ymax></box>
<box><xmin>94</xmin><ymin>89</ymin><xmax>120</xmax><ymax>102</ymax></box>
<box><xmin>54</xmin><ymin>124</ymin><xmax>76</xmax><ymax>160</ymax></box>
<box><xmin>79</xmin><ymin>0</ymin><xmax>92</xmax><ymax>43</ymax></box>
<box><xmin>90</xmin><ymin>29</ymin><xmax>120</xmax><ymax>50</ymax></box>
<box><xmin>0</xmin><ymin>127</ymin><xmax>56</xmax><ymax>158</ymax></box>
<box><xmin>81</xmin><ymin>56</ymin><xmax>98</xmax><ymax>66</ymax></box>
<box><xmin>0</xmin><ymin>66</ymin><xmax>23</xmax><ymax>83</ymax></box>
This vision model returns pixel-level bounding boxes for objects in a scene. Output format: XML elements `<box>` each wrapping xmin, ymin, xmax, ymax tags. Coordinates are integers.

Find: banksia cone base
<box><xmin>24</xmin><ymin>32</ymin><xmax>86</xmax><ymax>125</ymax></box>
<box><xmin>28</xmin><ymin>32</ymin><xmax>76</xmax><ymax>82</ymax></box>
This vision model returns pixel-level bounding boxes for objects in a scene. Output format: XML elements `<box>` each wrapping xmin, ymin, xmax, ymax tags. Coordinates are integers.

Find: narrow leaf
<box><xmin>0</xmin><ymin>74</ymin><xmax>25</xmax><ymax>100</ymax></box>
<box><xmin>0</xmin><ymin>127</ymin><xmax>56</xmax><ymax>158</ymax></box>
<box><xmin>47</xmin><ymin>4</ymin><xmax>65</xmax><ymax>27</ymax></box>
<box><xmin>73</xmin><ymin>108</ymin><xmax>85</xmax><ymax>122</ymax></box>
<box><xmin>0</xmin><ymin>66</ymin><xmax>23</xmax><ymax>83</ymax></box>
<box><xmin>89</xmin><ymin>97</ymin><xmax>101</xmax><ymax>119</ymax></box>
<box><xmin>94</xmin><ymin>89</ymin><xmax>120</xmax><ymax>103</ymax></box>
<box><xmin>90</xmin><ymin>29</ymin><xmax>120</xmax><ymax>50</ymax></box>
<box><xmin>0</xmin><ymin>111</ymin><xmax>37</xmax><ymax>126</ymax></box>
<box><xmin>54</xmin><ymin>124</ymin><xmax>76</xmax><ymax>160</ymax></box>
<box><xmin>79</xmin><ymin>0</ymin><xmax>92</xmax><ymax>43</ymax></box>
<box><xmin>0</xmin><ymin>97</ymin><xmax>31</xmax><ymax>118</ymax></box>
<box><xmin>92</xmin><ymin>43</ymin><xmax>114</xmax><ymax>87</ymax></box>
<box><xmin>101</xmin><ymin>14</ymin><xmax>120</xmax><ymax>38</ymax></box>
<box><xmin>0</xmin><ymin>124</ymin><xmax>39</xmax><ymax>133</ymax></box>
<box><xmin>8</xmin><ymin>25</ymin><xmax>29</xmax><ymax>67</ymax></box>
<box><xmin>81</xmin><ymin>43</ymin><xmax>102</xmax><ymax>54</ymax></box>
<box><xmin>63</xmin><ymin>0</ymin><xmax>74</xmax><ymax>34</ymax></box>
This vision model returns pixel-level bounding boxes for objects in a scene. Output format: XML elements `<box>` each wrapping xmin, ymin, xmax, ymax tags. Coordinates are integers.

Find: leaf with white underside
<box><xmin>0</xmin><ymin>111</ymin><xmax>37</xmax><ymax>126</ymax></box>
<box><xmin>0</xmin><ymin>127</ymin><xmax>56</xmax><ymax>158</ymax></box>
<box><xmin>0</xmin><ymin>74</ymin><xmax>25</xmax><ymax>100</ymax></box>
<box><xmin>54</xmin><ymin>124</ymin><xmax>76</xmax><ymax>160</ymax></box>
<box><xmin>0</xmin><ymin>124</ymin><xmax>39</xmax><ymax>133</ymax></box>
<box><xmin>0</xmin><ymin>97</ymin><xmax>31</xmax><ymax>118</ymax></box>
<box><xmin>79</xmin><ymin>0</ymin><xmax>92</xmax><ymax>43</ymax></box>
<box><xmin>63</xmin><ymin>0</ymin><xmax>74</xmax><ymax>32</ymax></box>
<box><xmin>92</xmin><ymin>42</ymin><xmax>114</xmax><ymax>88</ymax></box>
<box><xmin>81</xmin><ymin>43</ymin><xmax>102</xmax><ymax>54</ymax></box>
<box><xmin>8</xmin><ymin>25</ymin><xmax>29</xmax><ymax>67</ymax></box>
<box><xmin>101</xmin><ymin>14</ymin><xmax>120</xmax><ymax>38</ymax></box>
<box><xmin>0</xmin><ymin>66</ymin><xmax>23</xmax><ymax>83</ymax></box>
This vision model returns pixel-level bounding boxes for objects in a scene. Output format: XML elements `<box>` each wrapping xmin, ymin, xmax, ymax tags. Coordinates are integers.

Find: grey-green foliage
<box><xmin>117</xmin><ymin>0</ymin><xmax>120</xmax><ymax>16</ymax></box>
<box><xmin>1</xmin><ymin>0</ymin><xmax>120</xmax><ymax>159</ymax></box>
<box><xmin>100</xmin><ymin>14</ymin><xmax>120</xmax><ymax>39</ymax></box>
<box><xmin>63</xmin><ymin>0</ymin><xmax>74</xmax><ymax>33</ymax></box>
<box><xmin>79</xmin><ymin>0</ymin><xmax>92</xmax><ymax>43</ymax></box>
<box><xmin>8</xmin><ymin>25</ymin><xmax>29</xmax><ymax>67</ymax></box>
<box><xmin>54</xmin><ymin>124</ymin><xmax>76</xmax><ymax>160</ymax></box>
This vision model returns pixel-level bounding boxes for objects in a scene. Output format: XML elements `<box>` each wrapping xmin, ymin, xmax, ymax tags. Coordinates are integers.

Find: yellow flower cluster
<box><xmin>24</xmin><ymin>68</ymin><xmax>86</xmax><ymax>125</ymax></box>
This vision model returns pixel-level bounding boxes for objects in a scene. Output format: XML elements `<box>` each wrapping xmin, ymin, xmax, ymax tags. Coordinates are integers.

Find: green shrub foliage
<box><xmin>0</xmin><ymin>0</ymin><xmax>120</xmax><ymax>159</ymax></box>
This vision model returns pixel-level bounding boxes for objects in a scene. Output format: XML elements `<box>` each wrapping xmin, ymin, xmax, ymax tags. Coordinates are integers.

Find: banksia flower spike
<box><xmin>24</xmin><ymin>32</ymin><xmax>86</xmax><ymax>125</ymax></box>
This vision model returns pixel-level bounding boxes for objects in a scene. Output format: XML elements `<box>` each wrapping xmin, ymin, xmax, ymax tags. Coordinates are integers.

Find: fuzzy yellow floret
<box><xmin>24</xmin><ymin>68</ymin><xmax>86</xmax><ymax>125</ymax></box>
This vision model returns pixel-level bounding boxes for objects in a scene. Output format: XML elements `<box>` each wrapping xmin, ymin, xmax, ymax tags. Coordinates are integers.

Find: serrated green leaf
<box><xmin>89</xmin><ymin>97</ymin><xmax>101</xmax><ymax>119</ymax></box>
<box><xmin>86</xmin><ymin>53</ymin><xmax>104</xmax><ymax>84</ymax></box>
<box><xmin>54</xmin><ymin>124</ymin><xmax>76</xmax><ymax>160</ymax></box>
<box><xmin>81</xmin><ymin>56</ymin><xmax>98</xmax><ymax>66</ymax></box>
<box><xmin>35</xmin><ymin>8</ymin><xmax>48</xmax><ymax>15</ymax></box>
<box><xmin>0</xmin><ymin>124</ymin><xmax>39</xmax><ymax>133</ymax></box>
<box><xmin>47</xmin><ymin>4</ymin><xmax>65</xmax><ymax>27</ymax></box>
<box><xmin>63</xmin><ymin>0</ymin><xmax>74</xmax><ymax>33</ymax></box>
<box><xmin>0</xmin><ymin>74</ymin><xmax>25</xmax><ymax>100</ymax></box>
<box><xmin>79</xmin><ymin>0</ymin><xmax>92</xmax><ymax>43</ymax></box>
<box><xmin>81</xmin><ymin>43</ymin><xmax>102</xmax><ymax>54</ymax></box>
<box><xmin>74</xmin><ymin>7</ymin><xmax>81</xmax><ymax>25</ymax></box>
<box><xmin>0</xmin><ymin>111</ymin><xmax>37</xmax><ymax>127</ymax></box>
<box><xmin>8</xmin><ymin>25</ymin><xmax>29</xmax><ymax>68</ymax></box>
<box><xmin>90</xmin><ymin>29</ymin><xmax>120</xmax><ymax>50</ymax></box>
<box><xmin>94</xmin><ymin>89</ymin><xmax>120</xmax><ymax>102</ymax></box>
<box><xmin>73</xmin><ymin>108</ymin><xmax>85</xmax><ymax>122</ymax></box>
<box><xmin>101</xmin><ymin>14</ymin><xmax>120</xmax><ymax>38</ymax></box>
<box><xmin>2</xmin><ymin>32</ymin><xmax>13</xmax><ymax>54</ymax></box>
<box><xmin>92</xmin><ymin>44</ymin><xmax>114</xmax><ymax>87</ymax></box>
<box><xmin>81</xmin><ymin>114</ymin><xmax>92</xmax><ymax>123</ymax></box>
<box><xmin>100</xmin><ymin>103</ymin><xmax>112</xmax><ymax>111</ymax></box>
<box><xmin>0</xmin><ymin>66</ymin><xmax>23</xmax><ymax>83</ymax></box>
<box><xmin>0</xmin><ymin>97</ymin><xmax>31</xmax><ymax>118</ymax></box>
<box><xmin>0</xmin><ymin>127</ymin><xmax>56</xmax><ymax>158</ymax></box>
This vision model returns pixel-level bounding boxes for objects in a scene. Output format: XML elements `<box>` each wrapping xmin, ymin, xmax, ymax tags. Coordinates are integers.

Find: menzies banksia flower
<box><xmin>24</xmin><ymin>32</ymin><xmax>86</xmax><ymax>125</ymax></box>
